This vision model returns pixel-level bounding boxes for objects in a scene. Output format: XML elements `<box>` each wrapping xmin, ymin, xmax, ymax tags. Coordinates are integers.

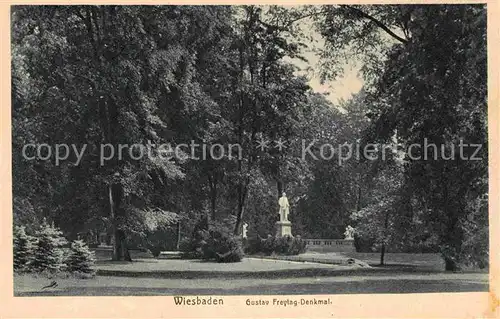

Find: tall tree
<box><xmin>316</xmin><ymin>4</ymin><xmax>488</xmax><ymax>270</ymax></box>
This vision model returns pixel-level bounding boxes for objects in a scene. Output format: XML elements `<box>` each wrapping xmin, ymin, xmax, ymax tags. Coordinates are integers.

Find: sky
<box><xmin>300</xmin><ymin>53</ymin><xmax>364</xmax><ymax>105</ymax></box>
<box><xmin>284</xmin><ymin>17</ymin><xmax>365</xmax><ymax>107</ymax></box>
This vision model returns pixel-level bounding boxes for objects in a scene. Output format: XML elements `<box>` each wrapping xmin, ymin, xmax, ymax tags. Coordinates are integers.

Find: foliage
<box><xmin>246</xmin><ymin>234</ymin><xmax>306</xmax><ymax>256</ymax></box>
<box><xmin>31</xmin><ymin>219</ymin><xmax>68</xmax><ymax>272</ymax></box>
<box><xmin>313</xmin><ymin>4</ymin><xmax>488</xmax><ymax>270</ymax></box>
<box><xmin>178</xmin><ymin>238</ymin><xmax>197</xmax><ymax>259</ymax></box>
<box><xmin>244</xmin><ymin>233</ymin><xmax>264</xmax><ymax>255</ymax></box>
<box><xmin>11</xmin><ymin>5</ymin><xmax>232</xmax><ymax>260</ymax></box>
<box><xmin>457</xmin><ymin>193</ymin><xmax>489</xmax><ymax>269</ymax></box>
<box><xmin>11</xmin><ymin>5</ymin><xmax>487</xmax><ymax>271</ymax></box>
<box><xmin>66</xmin><ymin>240</ymin><xmax>96</xmax><ymax>274</ymax></box>
<box><xmin>13</xmin><ymin>226</ymin><xmax>35</xmax><ymax>272</ymax></box>
<box><xmin>180</xmin><ymin>219</ymin><xmax>244</xmax><ymax>262</ymax></box>
<box><xmin>144</xmin><ymin>227</ymin><xmax>179</xmax><ymax>257</ymax></box>
<box><xmin>179</xmin><ymin>217</ymin><xmax>212</xmax><ymax>259</ymax></box>
<box><xmin>202</xmin><ymin>228</ymin><xmax>244</xmax><ymax>263</ymax></box>
<box><xmin>11</xmin><ymin>5</ymin><xmax>313</xmax><ymax>259</ymax></box>
<box><xmin>124</xmin><ymin>208</ymin><xmax>179</xmax><ymax>253</ymax></box>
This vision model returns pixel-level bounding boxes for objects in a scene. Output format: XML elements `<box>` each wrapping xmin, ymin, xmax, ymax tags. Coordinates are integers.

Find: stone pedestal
<box><xmin>276</xmin><ymin>221</ymin><xmax>292</xmax><ymax>237</ymax></box>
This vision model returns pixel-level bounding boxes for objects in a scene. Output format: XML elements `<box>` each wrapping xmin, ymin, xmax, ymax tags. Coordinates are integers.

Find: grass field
<box><xmin>13</xmin><ymin>253</ymin><xmax>488</xmax><ymax>296</ymax></box>
<box><xmin>342</xmin><ymin>252</ymin><xmax>445</xmax><ymax>268</ymax></box>
<box><xmin>14</xmin><ymin>271</ymin><xmax>488</xmax><ymax>296</ymax></box>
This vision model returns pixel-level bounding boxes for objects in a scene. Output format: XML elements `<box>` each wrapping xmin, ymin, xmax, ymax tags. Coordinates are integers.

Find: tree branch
<box><xmin>343</xmin><ymin>5</ymin><xmax>409</xmax><ymax>44</ymax></box>
<box><xmin>284</xmin><ymin>9</ymin><xmax>328</xmax><ymax>28</ymax></box>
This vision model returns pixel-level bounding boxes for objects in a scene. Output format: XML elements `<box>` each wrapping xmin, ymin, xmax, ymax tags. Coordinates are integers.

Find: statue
<box><xmin>278</xmin><ymin>192</ymin><xmax>290</xmax><ymax>221</ymax></box>
<box><xmin>344</xmin><ymin>225</ymin><xmax>355</xmax><ymax>240</ymax></box>
<box><xmin>242</xmin><ymin>223</ymin><xmax>248</xmax><ymax>239</ymax></box>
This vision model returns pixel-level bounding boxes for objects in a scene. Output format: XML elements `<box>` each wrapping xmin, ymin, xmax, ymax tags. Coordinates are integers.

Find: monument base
<box><xmin>276</xmin><ymin>221</ymin><xmax>292</xmax><ymax>237</ymax></box>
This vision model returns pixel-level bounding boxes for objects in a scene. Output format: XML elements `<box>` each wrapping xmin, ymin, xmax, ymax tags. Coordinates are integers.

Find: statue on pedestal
<box><xmin>276</xmin><ymin>192</ymin><xmax>292</xmax><ymax>237</ymax></box>
<box><xmin>278</xmin><ymin>192</ymin><xmax>290</xmax><ymax>221</ymax></box>
<box><xmin>344</xmin><ymin>225</ymin><xmax>355</xmax><ymax>240</ymax></box>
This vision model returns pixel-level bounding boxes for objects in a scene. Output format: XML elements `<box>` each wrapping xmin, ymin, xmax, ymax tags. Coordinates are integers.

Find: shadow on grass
<box><xmin>95</xmin><ymin>266</ymin><xmax>450</xmax><ymax>280</ymax></box>
<box><xmin>15</xmin><ymin>279</ymin><xmax>488</xmax><ymax>296</ymax></box>
<box><xmin>96</xmin><ymin>259</ymin><xmax>158</xmax><ymax>265</ymax></box>
<box><xmin>370</xmin><ymin>263</ymin><xmax>489</xmax><ymax>274</ymax></box>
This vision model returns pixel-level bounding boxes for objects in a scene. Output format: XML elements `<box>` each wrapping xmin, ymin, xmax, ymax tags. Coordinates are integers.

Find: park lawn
<box><xmin>341</xmin><ymin>252</ymin><xmax>445</xmax><ymax>269</ymax></box>
<box><xmin>14</xmin><ymin>271</ymin><xmax>488</xmax><ymax>296</ymax></box>
<box><xmin>251</xmin><ymin>252</ymin><xmax>489</xmax><ymax>273</ymax></box>
<box><xmin>268</xmin><ymin>252</ymin><xmax>444</xmax><ymax>270</ymax></box>
<box><xmin>14</xmin><ymin>254</ymin><xmax>489</xmax><ymax>296</ymax></box>
<box><xmin>95</xmin><ymin>257</ymin><xmax>343</xmax><ymax>272</ymax></box>
<box><xmin>93</xmin><ymin>257</ymin><xmax>373</xmax><ymax>280</ymax></box>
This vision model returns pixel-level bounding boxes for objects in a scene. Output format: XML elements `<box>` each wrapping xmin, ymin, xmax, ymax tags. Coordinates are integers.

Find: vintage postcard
<box><xmin>1</xmin><ymin>0</ymin><xmax>498</xmax><ymax>318</ymax></box>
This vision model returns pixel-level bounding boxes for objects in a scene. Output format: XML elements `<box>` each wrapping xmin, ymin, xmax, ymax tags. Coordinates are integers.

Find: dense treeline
<box><xmin>12</xmin><ymin>5</ymin><xmax>487</xmax><ymax>270</ymax></box>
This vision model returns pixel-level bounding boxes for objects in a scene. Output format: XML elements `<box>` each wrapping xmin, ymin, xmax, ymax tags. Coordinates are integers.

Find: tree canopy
<box><xmin>12</xmin><ymin>5</ymin><xmax>488</xmax><ymax>270</ymax></box>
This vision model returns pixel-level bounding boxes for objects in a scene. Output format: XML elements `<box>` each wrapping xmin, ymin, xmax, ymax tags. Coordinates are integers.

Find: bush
<box><xmin>202</xmin><ymin>228</ymin><xmax>243</xmax><ymax>263</ymax></box>
<box><xmin>66</xmin><ymin>240</ymin><xmax>96</xmax><ymax>274</ymax></box>
<box><xmin>244</xmin><ymin>234</ymin><xmax>263</xmax><ymax>254</ymax></box>
<box><xmin>289</xmin><ymin>235</ymin><xmax>307</xmax><ymax>255</ymax></box>
<box><xmin>146</xmin><ymin>228</ymin><xmax>179</xmax><ymax>257</ymax></box>
<box><xmin>182</xmin><ymin>218</ymin><xmax>210</xmax><ymax>258</ymax></box>
<box><xmin>354</xmin><ymin>234</ymin><xmax>376</xmax><ymax>253</ymax></box>
<box><xmin>180</xmin><ymin>219</ymin><xmax>243</xmax><ymax>263</ymax></box>
<box><xmin>440</xmin><ymin>244</ymin><xmax>461</xmax><ymax>271</ymax></box>
<box><xmin>31</xmin><ymin>219</ymin><xmax>68</xmax><ymax>272</ymax></box>
<box><xmin>460</xmin><ymin>226</ymin><xmax>489</xmax><ymax>269</ymax></box>
<box><xmin>13</xmin><ymin>226</ymin><xmax>35</xmax><ymax>272</ymax></box>
<box><xmin>246</xmin><ymin>235</ymin><xmax>306</xmax><ymax>256</ymax></box>
<box><xmin>261</xmin><ymin>235</ymin><xmax>276</xmax><ymax>255</ymax></box>
<box><xmin>179</xmin><ymin>219</ymin><xmax>209</xmax><ymax>259</ymax></box>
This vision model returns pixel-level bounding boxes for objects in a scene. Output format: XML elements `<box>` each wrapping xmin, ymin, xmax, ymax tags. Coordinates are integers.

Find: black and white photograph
<box><xmin>11</xmin><ymin>3</ymin><xmax>489</xmax><ymax>298</ymax></box>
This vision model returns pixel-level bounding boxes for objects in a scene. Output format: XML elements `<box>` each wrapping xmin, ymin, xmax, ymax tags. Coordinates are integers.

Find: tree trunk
<box><xmin>110</xmin><ymin>182</ymin><xmax>130</xmax><ymax>261</ymax></box>
<box><xmin>233</xmin><ymin>184</ymin><xmax>247</xmax><ymax>235</ymax></box>
<box><xmin>119</xmin><ymin>230</ymin><xmax>132</xmax><ymax>262</ymax></box>
<box><xmin>380</xmin><ymin>244</ymin><xmax>385</xmax><ymax>265</ymax></box>
<box><xmin>109</xmin><ymin>184</ymin><xmax>120</xmax><ymax>261</ymax></box>
<box><xmin>277</xmin><ymin>179</ymin><xmax>283</xmax><ymax>198</ymax></box>
<box><xmin>176</xmin><ymin>222</ymin><xmax>181</xmax><ymax>251</ymax></box>
<box><xmin>442</xmin><ymin>225</ymin><xmax>461</xmax><ymax>272</ymax></box>
<box><xmin>380</xmin><ymin>211</ymin><xmax>389</xmax><ymax>266</ymax></box>
<box><xmin>208</xmin><ymin>173</ymin><xmax>217</xmax><ymax>220</ymax></box>
<box><xmin>444</xmin><ymin>257</ymin><xmax>458</xmax><ymax>271</ymax></box>
<box><xmin>356</xmin><ymin>172</ymin><xmax>362</xmax><ymax>212</ymax></box>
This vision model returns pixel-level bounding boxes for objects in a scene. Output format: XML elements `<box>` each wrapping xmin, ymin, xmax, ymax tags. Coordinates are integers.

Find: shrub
<box><xmin>202</xmin><ymin>227</ymin><xmax>243</xmax><ymax>263</ymax></box>
<box><xmin>180</xmin><ymin>218</ymin><xmax>209</xmax><ymax>259</ymax></box>
<box><xmin>66</xmin><ymin>240</ymin><xmax>96</xmax><ymax>274</ymax></box>
<box><xmin>440</xmin><ymin>244</ymin><xmax>461</xmax><ymax>271</ymax></box>
<box><xmin>261</xmin><ymin>235</ymin><xmax>275</xmax><ymax>255</ymax></box>
<box><xmin>31</xmin><ymin>219</ymin><xmax>68</xmax><ymax>272</ymax></box>
<box><xmin>13</xmin><ymin>225</ymin><xmax>35</xmax><ymax>272</ymax></box>
<box><xmin>178</xmin><ymin>237</ymin><xmax>192</xmax><ymax>256</ymax></box>
<box><xmin>460</xmin><ymin>226</ymin><xmax>489</xmax><ymax>269</ymax></box>
<box><xmin>246</xmin><ymin>235</ymin><xmax>306</xmax><ymax>256</ymax></box>
<box><xmin>244</xmin><ymin>234</ymin><xmax>263</xmax><ymax>254</ymax></box>
<box><xmin>146</xmin><ymin>228</ymin><xmax>179</xmax><ymax>257</ymax></box>
<box><xmin>180</xmin><ymin>219</ymin><xmax>244</xmax><ymax>263</ymax></box>
<box><xmin>289</xmin><ymin>235</ymin><xmax>307</xmax><ymax>255</ymax></box>
<box><xmin>179</xmin><ymin>229</ymin><xmax>208</xmax><ymax>259</ymax></box>
<box><xmin>179</xmin><ymin>227</ymin><xmax>208</xmax><ymax>259</ymax></box>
